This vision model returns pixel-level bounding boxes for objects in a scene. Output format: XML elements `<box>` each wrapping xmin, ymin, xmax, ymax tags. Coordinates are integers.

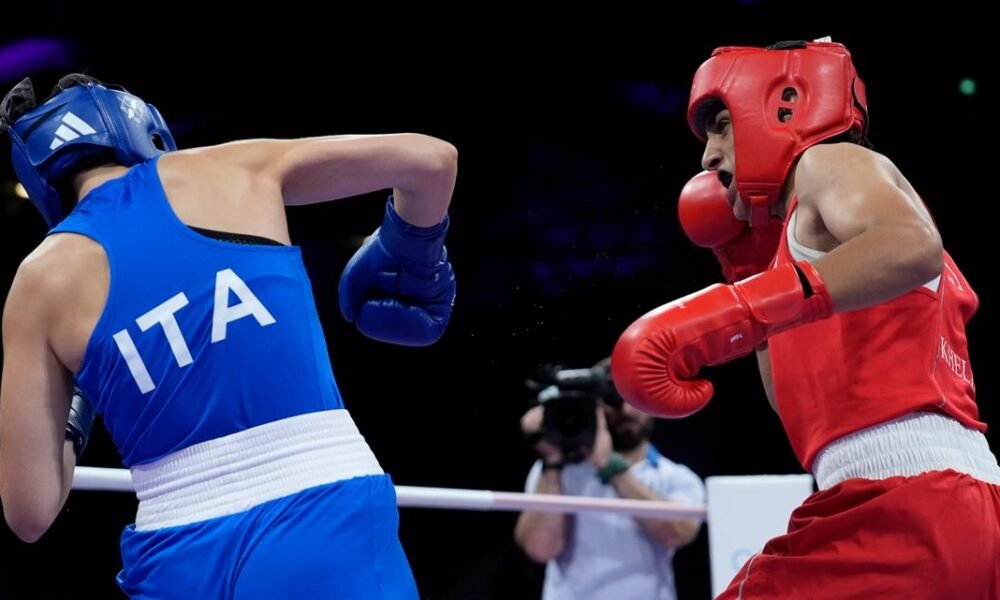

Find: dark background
<box><xmin>0</xmin><ymin>4</ymin><xmax>994</xmax><ymax>598</ymax></box>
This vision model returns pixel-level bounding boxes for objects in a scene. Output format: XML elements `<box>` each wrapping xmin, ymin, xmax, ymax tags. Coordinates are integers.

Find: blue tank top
<box><xmin>50</xmin><ymin>157</ymin><xmax>345</xmax><ymax>467</ymax></box>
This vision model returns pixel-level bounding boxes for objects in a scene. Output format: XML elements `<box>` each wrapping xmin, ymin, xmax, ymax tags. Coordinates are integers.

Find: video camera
<box><xmin>527</xmin><ymin>359</ymin><xmax>622</xmax><ymax>464</ymax></box>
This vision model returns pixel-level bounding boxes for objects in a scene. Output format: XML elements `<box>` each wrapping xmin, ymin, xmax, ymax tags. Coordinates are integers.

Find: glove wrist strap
<box><xmin>379</xmin><ymin>197</ymin><xmax>449</xmax><ymax>264</ymax></box>
<box><xmin>733</xmin><ymin>260</ymin><xmax>834</xmax><ymax>336</ymax></box>
<box><xmin>65</xmin><ymin>387</ymin><xmax>96</xmax><ymax>460</ymax></box>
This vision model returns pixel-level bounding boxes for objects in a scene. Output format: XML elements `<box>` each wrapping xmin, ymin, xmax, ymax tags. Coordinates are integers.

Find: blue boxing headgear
<box><xmin>0</xmin><ymin>75</ymin><xmax>176</xmax><ymax>227</ymax></box>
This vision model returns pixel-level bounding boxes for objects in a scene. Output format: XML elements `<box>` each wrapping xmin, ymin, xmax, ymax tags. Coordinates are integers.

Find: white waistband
<box><xmin>812</xmin><ymin>412</ymin><xmax>1000</xmax><ymax>490</ymax></box>
<box><xmin>132</xmin><ymin>409</ymin><xmax>383</xmax><ymax>530</ymax></box>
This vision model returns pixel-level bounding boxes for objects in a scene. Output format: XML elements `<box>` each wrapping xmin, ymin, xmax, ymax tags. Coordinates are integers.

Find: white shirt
<box><xmin>524</xmin><ymin>446</ymin><xmax>705</xmax><ymax>600</ymax></box>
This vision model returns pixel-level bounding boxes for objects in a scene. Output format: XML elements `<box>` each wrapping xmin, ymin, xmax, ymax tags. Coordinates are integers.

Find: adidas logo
<box><xmin>49</xmin><ymin>112</ymin><xmax>97</xmax><ymax>150</ymax></box>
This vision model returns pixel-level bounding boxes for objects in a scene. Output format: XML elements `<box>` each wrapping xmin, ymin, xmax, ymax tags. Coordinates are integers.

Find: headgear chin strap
<box><xmin>687</xmin><ymin>41</ymin><xmax>868</xmax><ymax>227</ymax></box>
<box><xmin>3</xmin><ymin>76</ymin><xmax>176</xmax><ymax>227</ymax></box>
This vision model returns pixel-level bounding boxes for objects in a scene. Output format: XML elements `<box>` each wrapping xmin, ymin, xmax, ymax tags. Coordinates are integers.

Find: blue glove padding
<box><xmin>338</xmin><ymin>199</ymin><xmax>455</xmax><ymax>346</ymax></box>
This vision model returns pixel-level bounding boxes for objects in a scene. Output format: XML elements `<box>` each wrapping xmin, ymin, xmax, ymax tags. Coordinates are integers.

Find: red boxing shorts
<box><xmin>719</xmin><ymin>414</ymin><xmax>1000</xmax><ymax>599</ymax></box>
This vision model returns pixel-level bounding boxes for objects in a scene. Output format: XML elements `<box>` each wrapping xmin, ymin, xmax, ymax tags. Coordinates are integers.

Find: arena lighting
<box><xmin>0</xmin><ymin>38</ymin><xmax>75</xmax><ymax>82</ymax></box>
<box><xmin>959</xmin><ymin>78</ymin><xmax>977</xmax><ymax>96</ymax></box>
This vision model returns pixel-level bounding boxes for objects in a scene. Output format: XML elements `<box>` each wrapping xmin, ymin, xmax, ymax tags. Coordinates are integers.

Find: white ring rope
<box><xmin>73</xmin><ymin>467</ymin><xmax>707</xmax><ymax>520</ymax></box>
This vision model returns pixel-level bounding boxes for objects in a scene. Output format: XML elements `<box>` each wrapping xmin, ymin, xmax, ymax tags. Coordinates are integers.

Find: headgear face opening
<box><xmin>687</xmin><ymin>41</ymin><xmax>868</xmax><ymax>227</ymax></box>
<box><xmin>1</xmin><ymin>75</ymin><xmax>177</xmax><ymax>227</ymax></box>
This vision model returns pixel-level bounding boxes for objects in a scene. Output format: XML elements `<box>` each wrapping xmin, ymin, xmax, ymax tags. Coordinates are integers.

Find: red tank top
<box><xmin>769</xmin><ymin>199</ymin><xmax>984</xmax><ymax>470</ymax></box>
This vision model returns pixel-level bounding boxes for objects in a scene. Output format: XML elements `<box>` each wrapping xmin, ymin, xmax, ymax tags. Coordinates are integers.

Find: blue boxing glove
<box><xmin>338</xmin><ymin>198</ymin><xmax>455</xmax><ymax>346</ymax></box>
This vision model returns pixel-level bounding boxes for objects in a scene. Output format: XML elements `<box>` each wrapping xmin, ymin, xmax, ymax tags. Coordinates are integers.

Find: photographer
<box><xmin>514</xmin><ymin>359</ymin><xmax>705</xmax><ymax>600</ymax></box>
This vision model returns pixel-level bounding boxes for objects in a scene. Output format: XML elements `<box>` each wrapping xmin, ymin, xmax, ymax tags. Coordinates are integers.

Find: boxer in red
<box><xmin>613</xmin><ymin>40</ymin><xmax>1000</xmax><ymax>598</ymax></box>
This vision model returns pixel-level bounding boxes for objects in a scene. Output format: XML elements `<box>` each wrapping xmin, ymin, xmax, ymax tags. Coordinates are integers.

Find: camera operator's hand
<box><xmin>588</xmin><ymin>406</ymin><xmax>614</xmax><ymax>469</ymax></box>
<box><xmin>521</xmin><ymin>405</ymin><xmax>564</xmax><ymax>466</ymax></box>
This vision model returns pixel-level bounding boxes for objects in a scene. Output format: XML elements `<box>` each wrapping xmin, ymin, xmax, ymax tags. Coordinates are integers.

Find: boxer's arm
<box><xmin>215</xmin><ymin>134</ymin><xmax>458</xmax><ymax>227</ymax></box>
<box><xmin>755</xmin><ymin>347</ymin><xmax>777</xmax><ymax>413</ymax></box>
<box><xmin>793</xmin><ymin>144</ymin><xmax>943</xmax><ymax>313</ymax></box>
<box><xmin>0</xmin><ymin>257</ymin><xmax>75</xmax><ymax>543</ymax></box>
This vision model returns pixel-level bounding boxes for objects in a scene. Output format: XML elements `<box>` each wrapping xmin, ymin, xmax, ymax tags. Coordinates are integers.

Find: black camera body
<box><xmin>531</xmin><ymin>362</ymin><xmax>622</xmax><ymax>464</ymax></box>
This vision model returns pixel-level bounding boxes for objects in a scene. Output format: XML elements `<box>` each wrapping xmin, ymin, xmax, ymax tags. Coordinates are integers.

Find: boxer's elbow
<box><xmin>388</xmin><ymin>134</ymin><xmax>457</xmax><ymax>188</ymax></box>
<box><xmin>1</xmin><ymin>476</ymin><xmax>63</xmax><ymax>543</ymax></box>
<box><xmin>900</xmin><ymin>221</ymin><xmax>943</xmax><ymax>286</ymax></box>
<box><xmin>415</xmin><ymin>136</ymin><xmax>458</xmax><ymax>178</ymax></box>
<box><xmin>2</xmin><ymin>494</ymin><xmax>57</xmax><ymax>543</ymax></box>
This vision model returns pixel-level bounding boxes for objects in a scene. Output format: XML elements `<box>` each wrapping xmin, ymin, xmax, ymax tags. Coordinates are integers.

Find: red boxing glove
<box><xmin>678</xmin><ymin>171</ymin><xmax>784</xmax><ymax>283</ymax></box>
<box><xmin>611</xmin><ymin>261</ymin><xmax>833</xmax><ymax>418</ymax></box>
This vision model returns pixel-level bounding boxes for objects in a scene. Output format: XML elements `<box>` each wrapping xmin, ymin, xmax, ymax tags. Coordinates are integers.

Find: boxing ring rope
<box><xmin>72</xmin><ymin>466</ymin><xmax>708</xmax><ymax>520</ymax></box>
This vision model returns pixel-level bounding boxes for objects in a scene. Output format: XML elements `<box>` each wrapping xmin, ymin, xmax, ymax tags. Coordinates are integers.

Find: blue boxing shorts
<box><xmin>116</xmin><ymin>410</ymin><xmax>418</xmax><ymax>599</ymax></box>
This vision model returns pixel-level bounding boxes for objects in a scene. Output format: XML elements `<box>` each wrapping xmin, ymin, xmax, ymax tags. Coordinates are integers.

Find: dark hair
<box><xmin>821</xmin><ymin>128</ymin><xmax>875</xmax><ymax>150</ymax></box>
<box><xmin>0</xmin><ymin>78</ymin><xmax>36</xmax><ymax>134</ymax></box>
<box><xmin>47</xmin><ymin>73</ymin><xmax>107</xmax><ymax>99</ymax></box>
<box><xmin>765</xmin><ymin>40</ymin><xmax>811</xmax><ymax>51</ymax></box>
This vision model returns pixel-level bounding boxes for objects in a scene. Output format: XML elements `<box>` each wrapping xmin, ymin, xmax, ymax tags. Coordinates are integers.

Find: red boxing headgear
<box><xmin>688</xmin><ymin>41</ymin><xmax>868</xmax><ymax>227</ymax></box>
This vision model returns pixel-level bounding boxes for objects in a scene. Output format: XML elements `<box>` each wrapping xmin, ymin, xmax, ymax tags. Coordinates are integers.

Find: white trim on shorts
<box><xmin>812</xmin><ymin>411</ymin><xmax>1000</xmax><ymax>490</ymax></box>
<box><xmin>131</xmin><ymin>409</ymin><xmax>384</xmax><ymax>530</ymax></box>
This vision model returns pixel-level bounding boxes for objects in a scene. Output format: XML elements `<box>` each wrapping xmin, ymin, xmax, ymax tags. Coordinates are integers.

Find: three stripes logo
<box><xmin>49</xmin><ymin>112</ymin><xmax>97</xmax><ymax>150</ymax></box>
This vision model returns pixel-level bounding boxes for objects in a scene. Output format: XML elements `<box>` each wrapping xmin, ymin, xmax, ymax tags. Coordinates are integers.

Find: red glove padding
<box><xmin>611</xmin><ymin>261</ymin><xmax>833</xmax><ymax>418</ymax></box>
<box><xmin>678</xmin><ymin>171</ymin><xmax>784</xmax><ymax>283</ymax></box>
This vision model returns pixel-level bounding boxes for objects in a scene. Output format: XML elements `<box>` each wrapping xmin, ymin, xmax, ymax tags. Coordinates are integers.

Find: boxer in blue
<box><xmin>0</xmin><ymin>74</ymin><xmax>457</xmax><ymax>598</ymax></box>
